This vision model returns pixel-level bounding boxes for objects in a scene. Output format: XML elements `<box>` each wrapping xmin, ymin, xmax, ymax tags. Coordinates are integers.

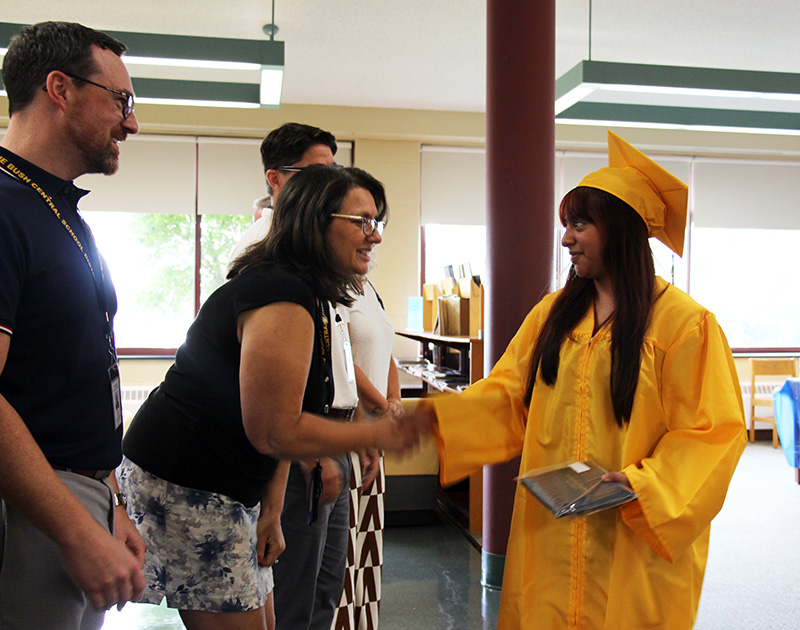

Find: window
<box><xmin>77</xmin><ymin>135</ymin><xmax>269</xmax><ymax>352</ymax></box>
<box><xmin>76</xmin><ymin>135</ymin><xmax>353</xmax><ymax>353</ymax></box>
<box><xmin>689</xmin><ymin>158</ymin><xmax>800</xmax><ymax>349</ymax></box>
<box><xmin>83</xmin><ymin>210</ymin><xmax>196</xmax><ymax>349</ymax></box>
<box><xmin>196</xmin><ymin>138</ymin><xmax>274</xmax><ymax>303</ymax></box>
<box><xmin>78</xmin><ymin>135</ymin><xmax>203</xmax><ymax>351</ymax></box>
<box><xmin>423</xmin><ymin>224</ymin><xmax>485</xmax><ymax>284</ymax></box>
<box><xmin>690</xmin><ymin>227</ymin><xmax>800</xmax><ymax>347</ymax></box>
<box><xmin>422</xmin><ymin>145</ymin><xmax>799</xmax><ymax>351</ymax></box>
<box><xmin>420</xmin><ymin>147</ymin><xmax>487</xmax><ymax>285</ymax></box>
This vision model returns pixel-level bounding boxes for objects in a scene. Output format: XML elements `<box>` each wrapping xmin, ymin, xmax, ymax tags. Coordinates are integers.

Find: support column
<box><xmin>482</xmin><ymin>0</ymin><xmax>555</xmax><ymax>589</ymax></box>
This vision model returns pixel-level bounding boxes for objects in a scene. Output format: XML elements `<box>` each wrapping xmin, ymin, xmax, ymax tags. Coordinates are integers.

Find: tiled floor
<box><xmin>379</xmin><ymin>515</ymin><xmax>500</xmax><ymax>630</ymax></box>
<box><xmin>101</xmin><ymin>513</ymin><xmax>499</xmax><ymax>629</ymax></box>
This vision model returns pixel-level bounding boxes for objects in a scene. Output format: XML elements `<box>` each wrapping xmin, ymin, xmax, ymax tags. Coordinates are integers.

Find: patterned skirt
<box><xmin>118</xmin><ymin>457</ymin><xmax>273</xmax><ymax>612</ymax></box>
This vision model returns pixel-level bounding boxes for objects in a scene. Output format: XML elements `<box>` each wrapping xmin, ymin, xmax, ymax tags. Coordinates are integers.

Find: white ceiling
<box><xmin>4</xmin><ymin>1</ymin><xmax>800</xmax><ymax>113</ymax></box>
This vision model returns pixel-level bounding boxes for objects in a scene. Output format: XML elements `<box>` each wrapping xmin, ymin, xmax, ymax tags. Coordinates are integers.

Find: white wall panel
<box><xmin>694</xmin><ymin>159</ymin><xmax>800</xmax><ymax>229</ymax></box>
<box><xmin>421</xmin><ymin>146</ymin><xmax>486</xmax><ymax>225</ymax></box>
<box><xmin>197</xmin><ymin>138</ymin><xmax>353</xmax><ymax>216</ymax></box>
<box><xmin>197</xmin><ymin>137</ymin><xmax>265</xmax><ymax>217</ymax></box>
<box><xmin>76</xmin><ymin>135</ymin><xmax>196</xmax><ymax>214</ymax></box>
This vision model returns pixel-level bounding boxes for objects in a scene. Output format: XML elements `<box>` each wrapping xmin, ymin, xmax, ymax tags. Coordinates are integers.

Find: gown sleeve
<box><xmin>620</xmin><ymin>311</ymin><xmax>747</xmax><ymax>561</ymax></box>
<box><xmin>433</xmin><ymin>303</ymin><xmax>548</xmax><ymax>486</ymax></box>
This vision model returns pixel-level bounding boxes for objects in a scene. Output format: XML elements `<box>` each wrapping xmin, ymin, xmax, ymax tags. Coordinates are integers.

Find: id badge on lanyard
<box><xmin>334</xmin><ymin>308</ymin><xmax>356</xmax><ymax>385</ymax></box>
<box><xmin>109</xmin><ymin>362</ymin><xmax>123</xmax><ymax>429</ymax></box>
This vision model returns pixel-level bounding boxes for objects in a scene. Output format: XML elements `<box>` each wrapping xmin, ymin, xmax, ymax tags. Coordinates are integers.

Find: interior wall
<box><xmin>119</xmin><ymin>358</ymin><xmax>171</xmax><ymax>387</ymax></box>
<box><xmin>351</xmin><ymin>138</ymin><xmax>423</xmax><ymax>360</ymax></box>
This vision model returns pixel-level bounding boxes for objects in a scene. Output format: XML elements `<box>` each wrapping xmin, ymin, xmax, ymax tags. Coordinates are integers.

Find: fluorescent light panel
<box><xmin>136</xmin><ymin>97</ymin><xmax>260</xmax><ymax>109</ymax></box>
<box><xmin>555</xmin><ymin>117</ymin><xmax>800</xmax><ymax>137</ymax></box>
<box><xmin>0</xmin><ymin>22</ymin><xmax>284</xmax><ymax>107</ymax></box>
<box><xmin>260</xmin><ymin>67</ymin><xmax>283</xmax><ymax>106</ymax></box>
<box><xmin>124</xmin><ymin>56</ymin><xmax>263</xmax><ymax>72</ymax></box>
<box><xmin>556</xmin><ymin>60</ymin><xmax>800</xmax><ymax>134</ymax></box>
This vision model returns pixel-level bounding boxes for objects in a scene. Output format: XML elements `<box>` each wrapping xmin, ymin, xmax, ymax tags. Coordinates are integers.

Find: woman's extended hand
<box><xmin>371</xmin><ymin>410</ymin><xmax>424</xmax><ymax>453</ymax></box>
<box><xmin>386</xmin><ymin>397</ymin><xmax>404</xmax><ymax>419</ymax></box>
<box><xmin>402</xmin><ymin>401</ymin><xmax>438</xmax><ymax>436</ymax></box>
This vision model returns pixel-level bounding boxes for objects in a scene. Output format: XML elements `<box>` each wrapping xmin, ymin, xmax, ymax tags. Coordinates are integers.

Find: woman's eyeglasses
<box><xmin>330</xmin><ymin>213</ymin><xmax>385</xmax><ymax>236</ymax></box>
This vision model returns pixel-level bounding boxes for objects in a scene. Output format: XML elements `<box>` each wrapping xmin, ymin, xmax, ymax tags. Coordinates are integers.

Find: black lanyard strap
<box><xmin>316</xmin><ymin>299</ymin><xmax>335</xmax><ymax>412</ymax></box>
<box><xmin>0</xmin><ymin>155</ymin><xmax>116</xmax><ymax>363</ymax></box>
<box><xmin>0</xmin><ymin>159</ymin><xmax>102</xmax><ymax>283</ymax></box>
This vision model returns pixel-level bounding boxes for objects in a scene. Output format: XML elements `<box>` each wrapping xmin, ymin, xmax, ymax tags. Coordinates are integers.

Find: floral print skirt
<box><xmin>118</xmin><ymin>456</ymin><xmax>273</xmax><ymax>612</ymax></box>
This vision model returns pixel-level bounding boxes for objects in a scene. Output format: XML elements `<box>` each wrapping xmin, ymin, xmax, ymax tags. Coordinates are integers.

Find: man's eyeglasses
<box><xmin>61</xmin><ymin>71</ymin><xmax>135</xmax><ymax>120</ymax></box>
<box><xmin>277</xmin><ymin>164</ymin><xmax>342</xmax><ymax>173</ymax></box>
<box><xmin>330</xmin><ymin>213</ymin><xmax>385</xmax><ymax>237</ymax></box>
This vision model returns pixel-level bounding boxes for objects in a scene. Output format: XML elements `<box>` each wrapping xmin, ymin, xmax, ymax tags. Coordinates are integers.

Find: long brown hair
<box><xmin>524</xmin><ymin>186</ymin><xmax>660</xmax><ymax>426</ymax></box>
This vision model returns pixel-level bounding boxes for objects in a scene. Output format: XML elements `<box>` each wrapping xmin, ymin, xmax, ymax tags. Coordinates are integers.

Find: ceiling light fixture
<box><xmin>555</xmin><ymin>60</ymin><xmax>800</xmax><ymax>136</ymax></box>
<box><xmin>0</xmin><ymin>19</ymin><xmax>285</xmax><ymax>109</ymax></box>
<box><xmin>555</xmin><ymin>0</ymin><xmax>800</xmax><ymax>135</ymax></box>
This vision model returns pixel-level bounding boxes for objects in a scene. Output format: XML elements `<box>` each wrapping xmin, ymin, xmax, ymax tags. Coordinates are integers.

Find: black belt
<box><xmin>51</xmin><ymin>465</ymin><xmax>111</xmax><ymax>480</ymax></box>
<box><xmin>326</xmin><ymin>407</ymin><xmax>355</xmax><ymax>421</ymax></box>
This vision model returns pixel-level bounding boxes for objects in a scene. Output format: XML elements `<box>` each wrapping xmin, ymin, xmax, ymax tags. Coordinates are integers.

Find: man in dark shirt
<box><xmin>0</xmin><ymin>21</ymin><xmax>144</xmax><ymax>630</ymax></box>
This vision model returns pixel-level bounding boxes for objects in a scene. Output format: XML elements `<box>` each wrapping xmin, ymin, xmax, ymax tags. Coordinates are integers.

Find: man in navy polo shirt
<box><xmin>0</xmin><ymin>21</ymin><xmax>144</xmax><ymax>629</ymax></box>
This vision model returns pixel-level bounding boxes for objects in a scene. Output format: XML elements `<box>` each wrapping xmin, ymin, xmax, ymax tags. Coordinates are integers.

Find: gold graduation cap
<box><xmin>578</xmin><ymin>131</ymin><xmax>688</xmax><ymax>256</ymax></box>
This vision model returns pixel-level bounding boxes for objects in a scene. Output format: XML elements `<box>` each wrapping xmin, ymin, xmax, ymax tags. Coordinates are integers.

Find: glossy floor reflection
<box><xmin>381</xmin><ymin>514</ymin><xmax>500</xmax><ymax>630</ymax></box>
<box><xmin>102</xmin><ymin>512</ymin><xmax>499</xmax><ymax>629</ymax></box>
<box><xmin>102</xmin><ymin>599</ymin><xmax>182</xmax><ymax>629</ymax></box>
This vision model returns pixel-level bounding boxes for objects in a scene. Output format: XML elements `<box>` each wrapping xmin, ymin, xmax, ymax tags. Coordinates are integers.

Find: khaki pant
<box><xmin>0</xmin><ymin>471</ymin><xmax>113</xmax><ymax>630</ymax></box>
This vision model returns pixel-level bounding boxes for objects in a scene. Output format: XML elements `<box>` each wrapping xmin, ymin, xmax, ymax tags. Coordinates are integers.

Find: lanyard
<box><xmin>309</xmin><ymin>300</ymin><xmax>334</xmax><ymax>525</ymax></box>
<box><xmin>0</xmin><ymin>155</ymin><xmax>117</xmax><ymax>363</ymax></box>
<box><xmin>316</xmin><ymin>299</ymin><xmax>334</xmax><ymax>412</ymax></box>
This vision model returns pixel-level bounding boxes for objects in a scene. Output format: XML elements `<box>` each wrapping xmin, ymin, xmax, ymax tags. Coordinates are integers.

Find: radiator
<box><xmin>121</xmin><ymin>385</ymin><xmax>154</xmax><ymax>431</ymax></box>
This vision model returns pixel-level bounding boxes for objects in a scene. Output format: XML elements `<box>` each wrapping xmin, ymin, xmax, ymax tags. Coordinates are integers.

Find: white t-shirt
<box><xmin>226</xmin><ymin>211</ymin><xmax>273</xmax><ymax>274</ymax></box>
<box><xmin>347</xmin><ymin>281</ymin><xmax>395</xmax><ymax>397</ymax></box>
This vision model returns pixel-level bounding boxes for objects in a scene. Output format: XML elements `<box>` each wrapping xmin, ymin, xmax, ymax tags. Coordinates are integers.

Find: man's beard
<box><xmin>67</xmin><ymin>111</ymin><xmax>120</xmax><ymax>176</ymax></box>
<box><xmin>79</xmin><ymin>139</ymin><xmax>119</xmax><ymax>176</ymax></box>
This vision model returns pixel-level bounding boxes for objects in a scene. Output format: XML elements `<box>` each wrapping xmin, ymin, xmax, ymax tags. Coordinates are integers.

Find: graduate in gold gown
<box><xmin>417</xmin><ymin>132</ymin><xmax>747</xmax><ymax>629</ymax></box>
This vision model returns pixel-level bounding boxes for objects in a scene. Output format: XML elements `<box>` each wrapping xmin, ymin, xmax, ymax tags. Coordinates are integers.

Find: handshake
<box><xmin>368</xmin><ymin>399</ymin><xmax>437</xmax><ymax>455</ymax></box>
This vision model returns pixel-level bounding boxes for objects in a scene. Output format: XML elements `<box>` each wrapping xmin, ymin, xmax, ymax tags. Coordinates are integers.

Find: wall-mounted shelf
<box><xmin>396</xmin><ymin>329</ymin><xmax>484</xmax><ymax>536</ymax></box>
<box><xmin>396</xmin><ymin>330</ymin><xmax>483</xmax><ymax>390</ymax></box>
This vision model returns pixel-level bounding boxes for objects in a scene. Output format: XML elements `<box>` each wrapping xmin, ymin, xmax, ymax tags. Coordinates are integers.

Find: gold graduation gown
<box><xmin>433</xmin><ymin>278</ymin><xmax>746</xmax><ymax>630</ymax></box>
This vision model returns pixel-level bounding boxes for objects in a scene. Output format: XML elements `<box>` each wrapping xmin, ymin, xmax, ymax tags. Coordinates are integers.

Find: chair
<box><xmin>749</xmin><ymin>358</ymin><xmax>798</xmax><ymax>447</ymax></box>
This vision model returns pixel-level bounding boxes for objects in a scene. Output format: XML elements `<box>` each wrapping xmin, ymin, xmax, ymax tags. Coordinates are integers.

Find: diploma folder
<box><xmin>517</xmin><ymin>460</ymin><xmax>637</xmax><ymax>519</ymax></box>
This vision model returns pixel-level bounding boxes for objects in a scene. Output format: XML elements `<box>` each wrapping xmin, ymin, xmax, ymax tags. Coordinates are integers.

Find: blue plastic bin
<box><xmin>773</xmin><ymin>377</ymin><xmax>800</xmax><ymax>468</ymax></box>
